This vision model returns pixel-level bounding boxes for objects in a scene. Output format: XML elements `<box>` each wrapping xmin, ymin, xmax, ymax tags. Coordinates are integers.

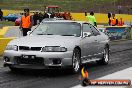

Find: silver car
<box><xmin>3</xmin><ymin>19</ymin><xmax>110</xmax><ymax>73</ymax></box>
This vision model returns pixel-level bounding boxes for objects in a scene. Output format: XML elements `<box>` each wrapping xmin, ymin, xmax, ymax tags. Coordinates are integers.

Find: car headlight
<box><xmin>42</xmin><ymin>46</ymin><xmax>67</xmax><ymax>52</ymax></box>
<box><xmin>6</xmin><ymin>45</ymin><xmax>18</xmax><ymax>51</ymax></box>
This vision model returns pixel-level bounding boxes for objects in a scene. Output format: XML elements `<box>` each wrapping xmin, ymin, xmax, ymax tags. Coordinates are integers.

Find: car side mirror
<box><xmin>27</xmin><ymin>31</ymin><xmax>32</xmax><ymax>36</ymax></box>
<box><xmin>83</xmin><ymin>32</ymin><xmax>91</xmax><ymax>38</ymax></box>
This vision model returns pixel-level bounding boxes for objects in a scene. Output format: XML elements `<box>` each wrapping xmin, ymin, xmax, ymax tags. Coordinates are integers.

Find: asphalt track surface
<box><xmin>0</xmin><ymin>40</ymin><xmax>132</xmax><ymax>88</ymax></box>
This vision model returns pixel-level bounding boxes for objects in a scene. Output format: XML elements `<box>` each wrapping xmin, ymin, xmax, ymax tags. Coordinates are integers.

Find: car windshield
<box><xmin>32</xmin><ymin>22</ymin><xmax>81</xmax><ymax>37</ymax></box>
<box><xmin>7</xmin><ymin>14</ymin><xmax>21</xmax><ymax>17</ymax></box>
<box><xmin>7</xmin><ymin>14</ymin><xmax>14</xmax><ymax>16</ymax></box>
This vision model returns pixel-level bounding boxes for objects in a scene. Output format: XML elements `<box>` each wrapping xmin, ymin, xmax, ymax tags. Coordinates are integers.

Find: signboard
<box><xmin>105</xmin><ymin>26</ymin><xmax>131</xmax><ymax>41</ymax></box>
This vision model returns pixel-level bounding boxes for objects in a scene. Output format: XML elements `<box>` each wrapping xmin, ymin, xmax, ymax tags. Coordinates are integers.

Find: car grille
<box><xmin>19</xmin><ymin>46</ymin><xmax>42</xmax><ymax>51</ymax></box>
<box><xmin>16</xmin><ymin>57</ymin><xmax>44</xmax><ymax>65</ymax></box>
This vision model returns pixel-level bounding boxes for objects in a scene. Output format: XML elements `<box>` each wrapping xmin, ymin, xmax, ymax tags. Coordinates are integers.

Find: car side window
<box><xmin>82</xmin><ymin>23</ymin><xmax>93</xmax><ymax>36</ymax></box>
<box><xmin>89</xmin><ymin>24</ymin><xmax>100</xmax><ymax>36</ymax></box>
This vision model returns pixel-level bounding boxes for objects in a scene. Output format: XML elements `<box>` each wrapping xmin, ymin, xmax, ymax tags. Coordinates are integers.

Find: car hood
<box><xmin>8</xmin><ymin>35</ymin><xmax>81</xmax><ymax>47</ymax></box>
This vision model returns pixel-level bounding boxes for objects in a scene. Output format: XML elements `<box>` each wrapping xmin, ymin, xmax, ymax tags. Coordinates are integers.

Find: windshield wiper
<box><xmin>37</xmin><ymin>33</ymin><xmax>45</xmax><ymax>35</ymax></box>
<box><xmin>37</xmin><ymin>33</ymin><xmax>53</xmax><ymax>35</ymax></box>
<box><xmin>46</xmin><ymin>34</ymin><xmax>53</xmax><ymax>35</ymax></box>
<box><xmin>61</xmin><ymin>35</ymin><xmax>75</xmax><ymax>36</ymax></box>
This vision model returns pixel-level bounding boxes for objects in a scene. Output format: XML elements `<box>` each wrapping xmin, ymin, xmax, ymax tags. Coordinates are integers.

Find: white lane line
<box><xmin>71</xmin><ymin>67</ymin><xmax>132</xmax><ymax>88</ymax></box>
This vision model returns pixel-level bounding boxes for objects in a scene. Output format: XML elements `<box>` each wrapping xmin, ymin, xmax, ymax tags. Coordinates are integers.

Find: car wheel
<box><xmin>9</xmin><ymin>66</ymin><xmax>19</xmax><ymax>72</ymax></box>
<box><xmin>5</xmin><ymin>19</ymin><xmax>8</xmax><ymax>21</ymax></box>
<box><xmin>97</xmin><ymin>47</ymin><xmax>109</xmax><ymax>65</ymax></box>
<box><xmin>72</xmin><ymin>48</ymin><xmax>81</xmax><ymax>73</ymax></box>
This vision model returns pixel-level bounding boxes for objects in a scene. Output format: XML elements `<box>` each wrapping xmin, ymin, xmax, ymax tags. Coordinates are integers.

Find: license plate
<box><xmin>22</xmin><ymin>55</ymin><xmax>36</xmax><ymax>59</ymax></box>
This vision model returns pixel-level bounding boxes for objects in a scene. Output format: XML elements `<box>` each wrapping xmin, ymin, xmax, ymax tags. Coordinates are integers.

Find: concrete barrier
<box><xmin>2</xmin><ymin>10</ymin><xmax>132</xmax><ymax>24</ymax></box>
<box><xmin>71</xmin><ymin>13</ymin><xmax>132</xmax><ymax>24</ymax></box>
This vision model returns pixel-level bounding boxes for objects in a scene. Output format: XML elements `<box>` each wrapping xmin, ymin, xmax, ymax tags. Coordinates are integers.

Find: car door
<box><xmin>81</xmin><ymin>23</ymin><xmax>97</xmax><ymax>60</ymax></box>
<box><xmin>89</xmin><ymin>24</ymin><xmax>103</xmax><ymax>57</ymax></box>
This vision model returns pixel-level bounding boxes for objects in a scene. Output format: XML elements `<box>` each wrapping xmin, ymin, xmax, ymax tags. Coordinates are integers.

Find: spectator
<box><xmin>38</xmin><ymin>12</ymin><xmax>44</xmax><ymax>22</ymax></box>
<box><xmin>86</xmin><ymin>11</ymin><xmax>97</xmax><ymax>27</ymax></box>
<box><xmin>20</xmin><ymin>8</ymin><xmax>34</xmax><ymax>36</ymax></box>
<box><xmin>33</xmin><ymin>12</ymin><xmax>39</xmax><ymax>25</ymax></box>
<box><xmin>110</xmin><ymin>14</ymin><xmax>118</xmax><ymax>26</ymax></box>
<box><xmin>108</xmin><ymin>12</ymin><xmax>112</xmax><ymax>25</ymax></box>
<box><xmin>118</xmin><ymin>18</ymin><xmax>124</xmax><ymax>26</ymax></box>
<box><xmin>43</xmin><ymin>10</ymin><xmax>49</xmax><ymax>19</ymax></box>
<box><xmin>0</xmin><ymin>9</ymin><xmax>3</xmax><ymax>21</ymax></box>
<box><xmin>84</xmin><ymin>10</ymin><xmax>87</xmax><ymax>16</ymax></box>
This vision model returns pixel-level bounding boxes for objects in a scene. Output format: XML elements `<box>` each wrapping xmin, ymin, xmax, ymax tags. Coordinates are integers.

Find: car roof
<box><xmin>41</xmin><ymin>18</ymin><xmax>87</xmax><ymax>24</ymax></box>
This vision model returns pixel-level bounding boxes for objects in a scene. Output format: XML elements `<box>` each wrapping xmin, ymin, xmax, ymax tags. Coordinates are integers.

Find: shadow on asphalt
<box><xmin>4</xmin><ymin>62</ymin><xmax>102</xmax><ymax>77</ymax></box>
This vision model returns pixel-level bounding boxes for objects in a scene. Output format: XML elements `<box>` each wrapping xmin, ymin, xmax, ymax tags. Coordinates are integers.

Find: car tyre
<box><xmin>97</xmin><ymin>47</ymin><xmax>109</xmax><ymax>65</ymax></box>
<box><xmin>5</xmin><ymin>19</ymin><xmax>8</xmax><ymax>21</ymax></box>
<box><xmin>9</xmin><ymin>66</ymin><xmax>19</xmax><ymax>72</ymax></box>
<box><xmin>72</xmin><ymin>48</ymin><xmax>81</xmax><ymax>74</ymax></box>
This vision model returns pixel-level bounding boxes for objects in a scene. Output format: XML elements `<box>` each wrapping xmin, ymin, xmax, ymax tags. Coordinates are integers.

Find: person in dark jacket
<box><xmin>38</xmin><ymin>12</ymin><xmax>44</xmax><ymax>22</ymax></box>
<box><xmin>43</xmin><ymin>10</ymin><xmax>49</xmax><ymax>19</ymax></box>
<box><xmin>108</xmin><ymin>12</ymin><xmax>112</xmax><ymax>25</ymax></box>
<box><xmin>0</xmin><ymin>9</ymin><xmax>3</xmax><ymax>21</ymax></box>
<box><xmin>33</xmin><ymin>12</ymin><xmax>39</xmax><ymax>25</ymax></box>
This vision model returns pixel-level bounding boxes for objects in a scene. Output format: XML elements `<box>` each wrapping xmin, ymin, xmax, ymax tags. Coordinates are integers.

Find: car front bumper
<box><xmin>3</xmin><ymin>50</ymin><xmax>73</xmax><ymax>69</ymax></box>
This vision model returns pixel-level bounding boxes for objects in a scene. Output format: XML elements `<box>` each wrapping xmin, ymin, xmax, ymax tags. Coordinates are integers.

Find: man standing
<box><xmin>86</xmin><ymin>11</ymin><xmax>97</xmax><ymax>27</ymax></box>
<box><xmin>33</xmin><ymin>12</ymin><xmax>39</xmax><ymax>26</ymax></box>
<box><xmin>110</xmin><ymin>14</ymin><xmax>118</xmax><ymax>26</ymax></box>
<box><xmin>20</xmin><ymin>8</ymin><xmax>33</xmax><ymax>36</ymax></box>
<box><xmin>108</xmin><ymin>12</ymin><xmax>112</xmax><ymax>25</ymax></box>
<box><xmin>0</xmin><ymin>9</ymin><xmax>3</xmax><ymax>21</ymax></box>
<box><xmin>118</xmin><ymin>18</ymin><xmax>124</xmax><ymax>26</ymax></box>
